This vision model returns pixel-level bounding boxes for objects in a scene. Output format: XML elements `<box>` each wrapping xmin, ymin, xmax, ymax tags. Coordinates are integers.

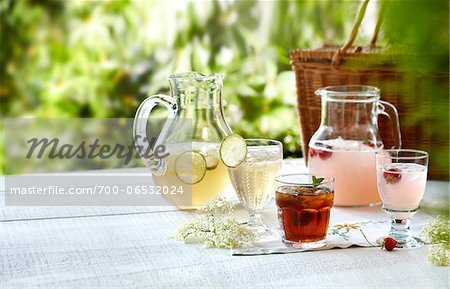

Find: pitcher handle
<box><xmin>378</xmin><ymin>100</ymin><xmax>402</xmax><ymax>149</ymax></box>
<box><xmin>133</xmin><ymin>94</ymin><xmax>178</xmax><ymax>175</ymax></box>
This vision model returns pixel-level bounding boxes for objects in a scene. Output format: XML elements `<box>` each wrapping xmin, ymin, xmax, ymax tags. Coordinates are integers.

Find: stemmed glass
<box><xmin>376</xmin><ymin>149</ymin><xmax>429</xmax><ymax>249</ymax></box>
<box><xmin>227</xmin><ymin>139</ymin><xmax>282</xmax><ymax>241</ymax></box>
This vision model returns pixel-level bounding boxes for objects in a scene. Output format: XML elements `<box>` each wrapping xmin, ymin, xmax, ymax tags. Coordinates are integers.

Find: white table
<box><xmin>1</xmin><ymin>159</ymin><xmax>448</xmax><ymax>288</ymax></box>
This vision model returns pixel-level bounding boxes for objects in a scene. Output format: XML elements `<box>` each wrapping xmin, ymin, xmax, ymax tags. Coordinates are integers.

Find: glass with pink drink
<box><xmin>308</xmin><ymin>85</ymin><xmax>401</xmax><ymax>206</ymax></box>
<box><xmin>376</xmin><ymin>149</ymin><xmax>428</xmax><ymax>249</ymax></box>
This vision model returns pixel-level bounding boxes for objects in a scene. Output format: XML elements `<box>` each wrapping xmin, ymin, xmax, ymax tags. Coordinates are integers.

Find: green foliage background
<box><xmin>1</xmin><ymin>0</ymin><xmax>448</xmax><ymax>175</ymax></box>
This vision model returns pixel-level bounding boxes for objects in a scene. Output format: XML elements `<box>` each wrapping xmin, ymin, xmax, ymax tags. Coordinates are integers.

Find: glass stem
<box><xmin>389</xmin><ymin>218</ymin><xmax>412</xmax><ymax>244</ymax></box>
<box><xmin>248</xmin><ymin>213</ymin><xmax>263</xmax><ymax>227</ymax></box>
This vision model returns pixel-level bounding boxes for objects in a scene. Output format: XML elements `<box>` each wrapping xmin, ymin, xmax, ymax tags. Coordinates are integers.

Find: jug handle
<box><xmin>133</xmin><ymin>94</ymin><xmax>178</xmax><ymax>175</ymax></box>
<box><xmin>378</xmin><ymin>100</ymin><xmax>402</xmax><ymax>149</ymax></box>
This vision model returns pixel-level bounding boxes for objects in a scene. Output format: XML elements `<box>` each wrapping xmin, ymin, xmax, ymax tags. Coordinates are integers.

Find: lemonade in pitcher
<box><xmin>308</xmin><ymin>138</ymin><xmax>380</xmax><ymax>206</ymax></box>
<box><xmin>152</xmin><ymin>142</ymin><xmax>231</xmax><ymax>209</ymax></box>
<box><xmin>308</xmin><ymin>85</ymin><xmax>401</xmax><ymax>206</ymax></box>
<box><xmin>133</xmin><ymin>72</ymin><xmax>234</xmax><ymax>209</ymax></box>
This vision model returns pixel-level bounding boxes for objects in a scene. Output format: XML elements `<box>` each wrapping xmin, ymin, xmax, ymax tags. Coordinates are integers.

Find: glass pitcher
<box><xmin>133</xmin><ymin>72</ymin><xmax>233</xmax><ymax>209</ymax></box>
<box><xmin>307</xmin><ymin>85</ymin><xmax>401</xmax><ymax>206</ymax></box>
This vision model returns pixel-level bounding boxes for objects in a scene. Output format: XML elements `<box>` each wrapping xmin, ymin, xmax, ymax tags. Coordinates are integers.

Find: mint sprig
<box><xmin>312</xmin><ymin>175</ymin><xmax>325</xmax><ymax>188</ymax></box>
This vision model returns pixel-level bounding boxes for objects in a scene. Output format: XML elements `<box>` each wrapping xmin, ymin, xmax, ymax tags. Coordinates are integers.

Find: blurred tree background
<box><xmin>0</xmin><ymin>0</ymin><xmax>448</xmax><ymax>175</ymax></box>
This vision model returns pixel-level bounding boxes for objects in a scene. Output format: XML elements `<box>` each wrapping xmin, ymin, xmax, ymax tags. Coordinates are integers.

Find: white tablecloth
<box><xmin>1</xmin><ymin>159</ymin><xmax>448</xmax><ymax>288</ymax></box>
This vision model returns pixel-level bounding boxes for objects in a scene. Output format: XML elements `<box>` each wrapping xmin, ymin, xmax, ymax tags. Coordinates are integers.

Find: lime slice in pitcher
<box><xmin>174</xmin><ymin>151</ymin><xmax>207</xmax><ymax>184</ymax></box>
<box><xmin>219</xmin><ymin>134</ymin><xmax>247</xmax><ymax>168</ymax></box>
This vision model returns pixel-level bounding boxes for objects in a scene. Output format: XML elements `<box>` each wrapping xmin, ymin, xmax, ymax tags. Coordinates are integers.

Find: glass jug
<box><xmin>133</xmin><ymin>72</ymin><xmax>233</xmax><ymax>209</ymax></box>
<box><xmin>308</xmin><ymin>85</ymin><xmax>401</xmax><ymax>206</ymax></box>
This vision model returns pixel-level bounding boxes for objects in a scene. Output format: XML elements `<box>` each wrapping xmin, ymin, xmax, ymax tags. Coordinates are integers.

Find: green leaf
<box><xmin>312</xmin><ymin>176</ymin><xmax>325</xmax><ymax>188</ymax></box>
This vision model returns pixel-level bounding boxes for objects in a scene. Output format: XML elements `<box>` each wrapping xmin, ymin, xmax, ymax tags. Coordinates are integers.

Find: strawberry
<box><xmin>382</xmin><ymin>237</ymin><xmax>397</xmax><ymax>251</ymax></box>
<box><xmin>383</xmin><ymin>168</ymin><xmax>402</xmax><ymax>184</ymax></box>
<box><xmin>317</xmin><ymin>145</ymin><xmax>333</xmax><ymax>160</ymax></box>
<box><xmin>363</xmin><ymin>139</ymin><xmax>376</xmax><ymax>149</ymax></box>
<box><xmin>310</xmin><ymin>143</ymin><xmax>333</xmax><ymax>160</ymax></box>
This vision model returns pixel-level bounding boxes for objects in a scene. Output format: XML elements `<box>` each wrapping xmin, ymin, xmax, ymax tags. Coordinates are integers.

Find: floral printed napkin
<box><xmin>230</xmin><ymin>205</ymin><xmax>430</xmax><ymax>256</ymax></box>
<box><xmin>231</xmin><ymin>220</ymin><xmax>389</xmax><ymax>256</ymax></box>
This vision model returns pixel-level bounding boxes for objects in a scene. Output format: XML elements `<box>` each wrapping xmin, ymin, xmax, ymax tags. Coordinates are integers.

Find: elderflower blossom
<box><xmin>427</xmin><ymin>243</ymin><xmax>450</xmax><ymax>266</ymax></box>
<box><xmin>201</xmin><ymin>196</ymin><xmax>234</xmax><ymax>216</ymax></box>
<box><xmin>420</xmin><ymin>215</ymin><xmax>450</xmax><ymax>266</ymax></box>
<box><xmin>173</xmin><ymin>197</ymin><xmax>254</xmax><ymax>249</ymax></box>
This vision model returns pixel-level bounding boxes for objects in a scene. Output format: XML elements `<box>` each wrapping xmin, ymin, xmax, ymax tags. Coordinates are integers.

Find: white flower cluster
<box><xmin>173</xmin><ymin>197</ymin><xmax>254</xmax><ymax>249</ymax></box>
<box><xmin>420</xmin><ymin>215</ymin><xmax>449</xmax><ymax>266</ymax></box>
<box><xmin>426</xmin><ymin>243</ymin><xmax>450</xmax><ymax>267</ymax></box>
<box><xmin>200</xmin><ymin>196</ymin><xmax>235</xmax><ymax>216</ymax></box>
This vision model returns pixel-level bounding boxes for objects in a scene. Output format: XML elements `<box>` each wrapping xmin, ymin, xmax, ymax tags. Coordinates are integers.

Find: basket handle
<box><xmin>369</xmin><ymin>1</ymin><xmax>385</xmax><ymax>47</ymax></box>
<box><xmin>331</xmin><ymin>0</ymin><xmax>383</xmax><ymax>66</ymax></box>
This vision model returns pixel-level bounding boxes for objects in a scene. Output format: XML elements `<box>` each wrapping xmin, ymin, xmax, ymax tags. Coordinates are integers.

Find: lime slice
<box><xmin>219</xmin><ymin>134</ymin><xmax>247</xmax><ymax>168</ymax></box>
<box><xmin>174</xmin><ymin>151</ymin><xmax>207</xmax><ymax>184</ymax></box>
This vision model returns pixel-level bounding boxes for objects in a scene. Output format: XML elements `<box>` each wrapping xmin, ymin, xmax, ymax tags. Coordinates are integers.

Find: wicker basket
<box><xmin>291</xmin><ymin>0</ymin><xmax>449</xmax><ymax>180</ymax></box>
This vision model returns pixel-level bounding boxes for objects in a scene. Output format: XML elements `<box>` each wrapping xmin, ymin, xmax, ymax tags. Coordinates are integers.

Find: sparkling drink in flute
<box><xmin>228</xmin><ymin>139</ymin><xmax>282</xmax><ymax>241</ymax></box>
<box><xmin>308</xmin><ymin>138</ymin><xmax>380</xmax><ymax>206</ymax></box>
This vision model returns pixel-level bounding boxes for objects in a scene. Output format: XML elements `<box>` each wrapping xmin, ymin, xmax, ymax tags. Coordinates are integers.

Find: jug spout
<box><xmin>315</xmin><ymin>85</ymin><xmax>380</xmax><ymax>102</ymax></box>
<box><xmin>313</xmin><ymin>85</ymin><xmax>401</xmax><ymax>149</ymax></box>
<box><xmin>168</xmin><ymin>71</ymin><xmax>224</xmax><ymax>82</ymax></box>
<box><xmin>315</xmin><ymin>85</ymin><xmax>380</xmax><ymax>135</ymax></box>
<box><xmin>168</xmin><ymin>72</ymin><xmax>224</xmax><ymax>109</ymax></box>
